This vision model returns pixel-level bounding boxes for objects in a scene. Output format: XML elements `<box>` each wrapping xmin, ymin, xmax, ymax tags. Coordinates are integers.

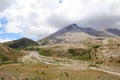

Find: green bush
<box><xmin>89</xmin><ymin>64</ymin><xmax>98</xmax><ymax>67</ymax></box>
<box><xmin>1</xmin><ymin>56</ymin><xmax>9</xmax><ymax>62</ymax></box>
<box><xmin>78</xmin><ymin>56</ymin><xmax>90</xmax><ymax>61</ymax></box>
<box><xmin>0</xmin><ymin>61</ymin><xmax>18</xmax><ymax>66</ymax></box>
<box><xmin>25</xmin><ymin>47</ymin><xmax>40</xmax><ymax>51</ymax></box>
<box><xmin>68</xmin><ymin>48</ymin><xmax>91</xmax><ymax>61</ymax></box>
<box><xmin>39</xmin><ymin>49</ymin><xmax>51</xmax><ymax>56</ymax></box>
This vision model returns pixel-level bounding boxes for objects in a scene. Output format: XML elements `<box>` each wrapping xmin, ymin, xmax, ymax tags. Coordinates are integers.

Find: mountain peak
<box><xmin>65</xmin><ymin>24</ymin><xmax>79</xmax><ymax>30</ymax></box>
<box><xmin>61</xmin><ymin>24</ymin><xmax>82</xmax><ymax>33</ymax></box>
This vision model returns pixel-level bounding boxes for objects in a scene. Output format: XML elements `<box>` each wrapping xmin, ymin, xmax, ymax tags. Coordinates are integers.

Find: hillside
<box><xmin>90</xmin><ymin>38</ymin><xmax>120</xmax><ymax>67</ymax></box>
<box><xmin>0</xmin><ymin>43</ymin><xmax>22</xmax><ymax>63</ymax></box>
<box><xmin>4</xmin><ymin>38</ymin><xmax>39</xmax><ymax>49</ymax></box>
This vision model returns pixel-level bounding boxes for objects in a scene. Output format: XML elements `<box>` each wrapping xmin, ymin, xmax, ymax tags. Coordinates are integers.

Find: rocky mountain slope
<box><xmin>38</xmin><ymin>24</ymin><xmax>118</xmax><ymax>45</ymax></box>
<box><xmin>4</xmin><ymin>38</ymin><xmax>39</xmax><ymax>49</ymax></box>
<box><xmin>106</xmin><ymin>28</ymin><xmax>120</xmax><ymax>37</ymax></box>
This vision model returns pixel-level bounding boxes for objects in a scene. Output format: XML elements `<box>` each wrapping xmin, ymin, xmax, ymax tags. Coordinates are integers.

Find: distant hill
<box><xmin>38</xmin><ymin>24</ymin><xmax>114</xmax><ymax>44</ymax></box>
<box><xmin>4</xmin><ymin>38</ymin><xmax>39</xmax><ymax>49</ymax></box>
<box><xmin>0</xmin><ymin>43</ymin><xmax>22</xmax><ymax>62</ymax></box>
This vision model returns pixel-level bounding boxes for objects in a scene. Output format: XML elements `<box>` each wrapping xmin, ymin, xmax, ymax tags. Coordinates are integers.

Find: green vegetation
<box><xmin>0</xmin><ymin>44</ymin><xmax>24</xmax><ymax>66</ymax></box>
<box><xmin>25</xmin><ymin>47</ymin><xmax>40</xmax><ymax>51</ymax></box>
<box><xmin>39</xmin><ymin>49</ymin><xmax>51</xmax><ymax>56</ymax></box>
<box><xmin>0</xmin><ymin>77</ymin><xmax>4</xmax><ymax>80</ymax></box>
<box><xmin>92</xmin><ymin>45</ymin><xmax>101</xmax><ymax>52</ymax></box>
<box><xmin>96</xmin><ymin>61</ymin><xmax>104</xmax><ymax>64</ymax></box>
<box><xmin>4</xmin><ymin>38</ymin><xmax>39</xmax><ymax>49</ymax></box>
<box><xmin>68</xmin><ymin>48</ymin><xmax>89</xmax><ymax>56</ymax></box>
<box><xmin>1</xmin><ymin>56</ymin><xmax>9</xmax><ymax>62</ymax></box>
<box><xmin>78</xmin><ymin>56</ymin><xmax>90</xmax><ymax>61</ymax></box>
<box><xmin>0</xmin><ymin>61</ymin><xmax>18</xmax><ymax>66</ymax></box>
<box><xmin>89</xmin><ymin>64</ymin><xmax>98</xmax><ymax>67</ymax></box>
<box><xmin>25</xmin><ymin>47</ymin><xmax>51</xmax><ymax>56</ymax></box>
<box><xmin>67</xmin><ymin>45</ymin><xmax>101</xmax><ymax>61</ymax></box>
<box><xmin>116</xmin><ymin>59</ymin><xmax>120</xmax><ymax>63</ymax></box>
<box><xmin>0</xmin><ymin>52</ymin><xmax>18</xmax><ymax>66</ymax></box>
<box><xmin>68</xmin><ymin>48</ymin><xmax>91</xmax><ymax>61</ymax></box>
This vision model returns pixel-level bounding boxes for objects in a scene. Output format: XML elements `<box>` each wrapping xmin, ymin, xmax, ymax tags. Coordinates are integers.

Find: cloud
<box><xmin>0</xmin><ymin>0</ymin><xmax>16</xmax><ymax>11</ymax></box>
<box><xmin>0</xmin><ymin>37</ymin><xmax>13</xmax><ymax>43</ymax></box>
<box><xmin>78</xmin><ymin>14</ymin><xmax>120</xmax><ymax>28</ymax></box>
<box><xmin>0</xmin><ymin>0</ymin><xmax>120</xmax><ymax>39</ymax></box>
<box><xmin>47</xmin><ymin>0</ymin><xmax>120</xmax><ymax>29</ymax></box>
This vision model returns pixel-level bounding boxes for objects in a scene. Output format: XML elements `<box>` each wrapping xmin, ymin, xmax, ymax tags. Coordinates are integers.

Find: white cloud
<box><xmin>0</xmin><ymin>37</ymin><xmax>13</xmax><ymax>43</ymax></box>
<box><xmin>0</xmin><ymin>23</ymin><xmax>2</xmax><ymax>28</ymax></box>
<box><xmin>0</xmin><ymin>0</ymin><xmax>120</xmax><ymax>39</ymax></box>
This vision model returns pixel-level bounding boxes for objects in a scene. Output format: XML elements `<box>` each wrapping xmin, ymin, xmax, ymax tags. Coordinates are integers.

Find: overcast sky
<box><xmin>0</xmin><ymin>0</ymin><xmax>120</xmax><ymax>42</ymax></box>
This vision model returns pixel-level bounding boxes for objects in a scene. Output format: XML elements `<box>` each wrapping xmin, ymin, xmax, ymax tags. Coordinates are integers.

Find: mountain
<box><xmin>48</xmin><ymin>24</ymin><xmax>112</xmax><ymax>38</ymax></box>
<box><xmin>38</xmin><ymin>24</ymin><xmax>114</xmax><ymax>44</ymax></box>
<box><xmin>106</xmin><ymin>28</ymin><xmax>120</xmax><ymax>37</ymax></box>
<box><xmin>80</xmin><ymin>27</ymin><xmax>113</xmax><ymax>37</ymax></box>
<box><xmin>0</xmin><ymin>43</ymin><xmax>22</xmax><ymax>62</ymax></box>
<box><xmin>4</xmin><ymin>38</ymin><xmax>39</xmax><ymax>49</ymax></box>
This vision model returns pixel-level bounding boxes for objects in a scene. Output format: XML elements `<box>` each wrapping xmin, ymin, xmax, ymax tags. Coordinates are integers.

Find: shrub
<box><xmin>68</xmin><ymin>48</ymin><xmax>91</xmax><ymax>61</ymax></box>
<box><xmin>0</xmin><ymin>77</ymin><xmax>4</xmax><ymax>80</ymax></box>
<box><xmin>39</xmin><ymin>49</ymin><xmax>51</xmax><ymax>56</ymax></box>
<box><xmin>1</xmin><ymin>56</ymin><xmax>9</xmax><ymax>62</ymax></box>
<box><xmin>116</xmin><ymin>59</ymin><xmax>120</xmax><ymax>63</ymax></box>
<box><xmin>41</xmin><ymin>71</ymin><xmax>45</xmax><ymax>75</ymax></box>
<box><xmin>78</xmin><ymin>56</ymin><xmax>90</xmax><ymax>61</ymax></box>
<box><xmin>89</xmin><ymin>64</ymin><xmax>98</xmax><ymax>67</ymax></box>
<box><xmin>64</xmin><ymin>72</ymin><xmax>69</xmax><ymax>77</ymax></box>
<box><xmin>25</xmin><ymin>47</ymin><xmax>40</xmax><ymax>51</ymax></box>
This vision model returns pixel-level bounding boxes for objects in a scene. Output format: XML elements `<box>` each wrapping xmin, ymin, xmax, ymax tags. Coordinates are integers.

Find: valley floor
<box><xmin>0</xmin><ymin>51</ymin><xmax>120</xmax><ymax>80</ymax></box>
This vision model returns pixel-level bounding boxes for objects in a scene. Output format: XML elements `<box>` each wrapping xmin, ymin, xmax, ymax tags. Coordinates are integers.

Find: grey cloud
<box><xmin>0</xmin><ymin>0</ymin><xmax>16</xmax><ymax>12</ymax></box>
<box><xmin>78</xmin><ymin>14</ymin><xmax>120</xmax><ymax>28</ymax></box>
<box><xmin>45</xmin><ymin>0</ymin><xmax>120</xmax><ymax>30</ymax></box>
<box><xmin>47</xmin><ymin>14</ymin><xmax>77</xmax><ymax>29</ymax></box>
<box><xmin>47</xmin><ymin>13</ymin><xmax>120</xmax><ymax>29</ymax></box>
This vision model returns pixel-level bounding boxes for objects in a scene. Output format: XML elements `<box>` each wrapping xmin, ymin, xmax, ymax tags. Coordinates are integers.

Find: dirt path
<box><xmin>20</xmin><ymin>51</ymin><xmax>120</xmax><ymax>76</ymax></box>
<box><xmin>89</xmin><ymin>67</ymin><xmax>120</xmax><ymax>76</ymax></box>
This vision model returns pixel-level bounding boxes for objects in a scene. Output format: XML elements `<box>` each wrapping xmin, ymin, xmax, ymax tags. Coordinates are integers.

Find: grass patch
<box><xmin>89</xmin><ymin>64</ymin><xmax>98</xmax><ymax>67</ymax></box>
<box><xmin>39</xmin><ymin>49</ymin><xmax>51</xmax><ymax>56</ymax></box>
<box><xmin>0</xmin><ymin>63</ymin><xmax>120</xmax><ymax>80</ymax></box>
<box><xmin>68</xmin><ymin>48</ymin><xmax>91</xmax><ymax>61</ymax></box>
<box><xmin>25</xmin><ymin>47</ymin><xmax>51</xmax><ymax>56</ymax></box>
<box><xmin>77</xmin><ymin>56</ymin><xmax>90</xmax><ymax>61</ymax></box>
